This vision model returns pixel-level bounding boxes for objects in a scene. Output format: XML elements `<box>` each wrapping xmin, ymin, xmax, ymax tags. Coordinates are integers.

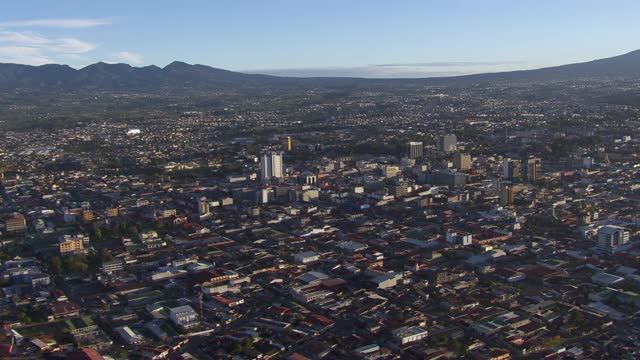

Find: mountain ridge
<box><xmin>1</xmin><ymin>49</ymin><xmax>639</xmax><ymax>90</ymax></box>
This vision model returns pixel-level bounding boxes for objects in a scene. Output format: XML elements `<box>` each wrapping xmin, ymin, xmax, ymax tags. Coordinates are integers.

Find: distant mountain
<box><xmin>432</xmin><ymin>49</ymin><xmax>640</xmax><ymax>84</ymax></box>
<box><xmin>1</xmin><ymin>50</ymin><xmax>639</xmax><ymax>90</ymax></box>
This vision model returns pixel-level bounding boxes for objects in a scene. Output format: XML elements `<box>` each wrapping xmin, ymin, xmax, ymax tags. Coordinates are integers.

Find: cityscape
<box><xmin>2</xmin><ymin>1</ymin><xmax>640</xmax><ymax>359</ymax></box>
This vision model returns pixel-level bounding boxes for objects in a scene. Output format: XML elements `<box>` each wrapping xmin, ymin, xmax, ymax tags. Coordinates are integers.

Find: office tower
<box><xmin>437</xmin><ymin>134</ymin><xmax>457</xmax><ymax>152</ymax></box>
<box><xmin>260</xmin><ymin>151</ymin><xmax>284</xmax><ymax>182</ymax></box>
<box><xmin>499</xmin><ymin>185</ymin><xmax>516</xmax><ymax>206</ymax></box>
<box><xmin>406</xmin><ymin>141</ymin><xmax>423</xmax><ymax>159</ymax></box>
<box><xmin>503</xmin><ymin>158</ymin><xmax>522</xmax><ymax>181</ymax></box>
<box><xmin>522</xmin><ymin>156</ymin><xmax>541</xmax><ymax>183</ymax></box>
<box><xmin>499</xmin><ymin>183</ymin><xmax>526</xmax><ymax>206</ymax></box>
<box><xmin>299</xmin><ymin>172</ymin><xmax>317</xmax><ymax>186</ymax></box>
<box><xmin>197</xmin><ymin>197</ymin><xmax>209</xmax><ymax>215</ymax></box>
<box><xmin>388</xmin><ymin>180</ymin><xmax>408</xmax><ymax>198</ymax></box>
<box><xmin>430</xmin><ymin>170</ymin><xmax>466</xmax><ymax>187</ymax></box>
<box><xmin>282</xmin><ymin>136</ymin><xmax>292</xmax><ymax>151</ymax></box>
<box><xmin>597</xmin><ymin>225</ymin><xmax>630</xmax><ymax>250</ymax></box>
<box><xmin>454</xmin><ymin>152</ymin><xmax>471</xmax><ymax>171</ymax></box>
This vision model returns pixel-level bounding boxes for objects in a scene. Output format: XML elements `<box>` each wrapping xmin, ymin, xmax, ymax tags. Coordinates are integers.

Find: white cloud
<box><xmin>0</xmin><ymin>18</ymin><xmax>111</xmax><ymax>29</ymax></box>
<box><xmin>0</xmin><ymin>30</ymin><xmax>49</xmax><ymax>45</ymax></box>
<box><xmin>113</xmin><ymin>51</ymin><xmax>144</xmax><ymax>65</ymax></box>
<box><xmin>0</xmin><ymin>46</ymin><xmax>51</xmax><ymax>65</ymax></box>
<box><xmin>0</xmin><ymin>30</ymin><xmax>96</xmax><ymax>65</ymax></box>
<box><xmin>48</xmin><ymin>38</ymin><xmax>96</xmax><ymax>54</ymax></box>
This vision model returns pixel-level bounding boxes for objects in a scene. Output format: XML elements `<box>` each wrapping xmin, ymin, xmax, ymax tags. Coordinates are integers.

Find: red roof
<box><xmin>212</xmin><ymin>296</ymin><xmax>234</xmax><ymax>306</ymax></box>
<box><xmin>67</xmin><ymin>348</ymin><xmax>105</xmax><ymax>360</ymax></box>
<box><xmin>50</xmin><ymin>301</ymin><xmax>80</xmax><ymax>316</ymax></box>
<box><xmin>288</xmin><ymin>354</ymin><xmax>311</xmax><ymax>360</ymax></box>
<box><xmin>308</xmin><ymin>314</ymin><xmax>334</xmax><ymax>327</ymax></box>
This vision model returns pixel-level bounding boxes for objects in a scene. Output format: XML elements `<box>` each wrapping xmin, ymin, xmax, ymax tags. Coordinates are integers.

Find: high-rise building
<box><xmin>282</xmin><ymin>136</ymin><xmax>292</xmax><ymax>151</ymax></box>
<box><xmin>430</xmin><ymin>170</ymin><xmax>466</xmax><ymax>187</ymax></box>
<box><xmin>260</xmin><ymin>151</ymin><xmax>285</xmax><ymax>183</ymax></box>
<box><xmin>453</xmin><ymin>153</ymin><xmax>472</xmax><ymax>171</ymax></box>
<box><xmin>437</xmin><ymin>134</ymin><xmax>457</xmax><ymax>152</ymax></box>
<box><xmin>500</xmin><ymin>185</ymin><xmax>516</xmax><ymax>206</ymax></box>
<box><xmin>503</xmin><ymin>158</ymin><xmax>522</xmax><ymax>181</ymax></box>
<box><xmin>406</xmin><ymin>141</ymin><xmax>423</xmax><ymax>159</ymax></box>
<box><xmin>388</xmin><ymin>181</ymin><xmax>408</xmax><ymax>198</ymax></box>
<box><xmin>499</xmin><ymin>183</ymin><xmax>526</xmax><ymax>206</ymax></box>
<box><xmin>597</xmin><ymin>225</ymin><xmax>630</xmax><ymax>251</ymax></box>
<box><xmin>522</xmin><ymin>156</ymin><xmax>541</xmax><ymax>183</ymax></box>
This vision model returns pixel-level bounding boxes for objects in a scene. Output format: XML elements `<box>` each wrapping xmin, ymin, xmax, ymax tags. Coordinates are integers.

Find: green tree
<box><xmin>49</xmin><ymin>256</ymin><xmax>62</xmax><ymax>276</ymax></box>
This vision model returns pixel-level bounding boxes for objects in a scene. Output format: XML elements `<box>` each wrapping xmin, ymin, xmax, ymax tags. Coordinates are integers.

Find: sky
<box><xmin>1</xmin><ymin>0</ymin><xmax>639</xmax><ymax>78</ymax></box>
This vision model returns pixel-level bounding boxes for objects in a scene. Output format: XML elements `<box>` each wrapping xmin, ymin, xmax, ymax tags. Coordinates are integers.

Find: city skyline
<box><xmin>1</xmin><ymin>0</ymin><xmax>639</xmax><ymax>77</ymax></box>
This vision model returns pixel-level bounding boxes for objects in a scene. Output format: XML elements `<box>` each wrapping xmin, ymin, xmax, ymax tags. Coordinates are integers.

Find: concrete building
<box><xmin>499</xmin><ymin>184</ymin><xmax>526</xmax><ymax>206</ymax></box>
<box><xmin>197</xmin><ymin>197</ymin><xmax>209</xmax><ymax>215</ymax></box>
<box><xmin>437</xmin><ymin>134</ymin><xmax>457</xmax><ymax>152</ymax></box>
<box><xmin>392</xmin><ymin>326</ymin><xmax>429</xmax><ymax>345</ymax></box>
<box><xmin>5</xmin><ymin>214</ymin><xmax>27</xmax><ymax>233</ymax></box>
<box><xmin>453</xmin><ymin>152</ymin><xmax>472</xmax><ymax>171</ymax></box>
<box><xmin>523</xmin><ymin>156</ymin><xmax>541</xmax><ymax>183</ymax></box>
<box><xmin>102</xmin><ymin>259</ymin><xmax>125</xmax><ymax>274</ymax></box>
<box><xmin>115</xmin><ymin>326</ymin><xmax>145</xmax><ymax>345</ymax></box>
<box><xmin>383</xmin><ymin>165</ymin><xmax>400</xmax><ymax>178</ymax></box>
<box><xmin>597</xmin><ymin>225</ymin><xmax>630</xmax><ymax>251</ymax></box>
<box><xmin>282</xmin><ymin>136</ymin><xmax>292</xmax><ymax>151</ymax></box>
<box><xmin>261</xmin><ymin>151</ymin><xmax>285</xmax><ymax>183</ymax></box>
<box><xmin>169</xmin><ymin>305</ymin><xmax>199</xmax><ymax>329</ymax></box>
<box><xmin>299</xmin><ymin>172</ymin><xmax>317</xmax><ymax>186</ymax></box>
<box><xmin>430</xmin><ymin>170</ymin><xmax>466</xmax><ymax>187</ymax></box>
<box><xmin>406</xmin><ymin>141</ymin><xmax>423</xmax><ymax>159</ymax></box>
<box><xmin>106</xmin><ymin>207</ymin><xmax>119</xmax><ymax>217</ymax></box>
<box><xmin>503</xmin><ymin>158</ymin><xmax>522</xmax><ymax>181</ymax></box>
<box><xmin>294</xmin><ymin>251</ymin><xmax>320</xmax><ymax>264</ymax></box>
<box><xmin>59</xmin><ymin>234</ymin><xmax>88</xmax><ymax>255</ymax></box>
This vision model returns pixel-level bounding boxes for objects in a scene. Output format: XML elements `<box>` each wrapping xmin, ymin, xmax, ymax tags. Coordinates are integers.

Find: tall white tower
<box><xmin>261</xmin><ymin>151</ymin><xmax>284</xmax><ymax>183</ymax></box>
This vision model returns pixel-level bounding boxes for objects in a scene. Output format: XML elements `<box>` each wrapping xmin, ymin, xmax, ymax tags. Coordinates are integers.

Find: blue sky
<box><xmin>1</xmin><ymin>0</ymin><xmax>638</xmax><ymax>77</ymax></box>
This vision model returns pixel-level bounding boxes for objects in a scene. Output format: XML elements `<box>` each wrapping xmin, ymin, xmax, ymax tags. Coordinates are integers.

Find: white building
<box><xmin>597</xmin><ymin>225</ymin><xmax>630</xmax><ymax>251</ymax></box>
<box><xmin>407</xmin><ymin>141</ymin><xmax>423</xmax><ymax>159</ymax></box>
<box><xmin>115</xmin><ymin>326</ymin><xmax>145</xmax><ymax>344</ymax></box>
<box><xmin>169</xmin><ymin>305</ymin><xmax>199</xmax><ymax>329</ymax></box>
<box><xmin>260</xmin><ymin>151</ymin><xmax>284</xmax><ymax>183</ymax></box>
<box><xmin>392</xmin><ymin>326</ymin><xmax>428</xmax><ymax>345</ymax></box>
<box><xmin>294</xmin><ymin>251</ymin><xmax>320</xmax><ymax>264</ymax></box>
<box><xmin>446</xmin><ymin>231</ymin><xmax>472</xmax><ymax>246</ymax></box>
<box><xmin>197</xmin><ymin>197</ymin><xmax>209</xmax><ymax>215</ymax></box>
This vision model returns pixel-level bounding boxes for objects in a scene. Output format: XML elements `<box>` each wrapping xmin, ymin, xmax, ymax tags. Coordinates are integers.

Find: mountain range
<box><xmin>1</xmin><ymin>49</ymin><xmax>639</xmax><ymax>90</ymax></box>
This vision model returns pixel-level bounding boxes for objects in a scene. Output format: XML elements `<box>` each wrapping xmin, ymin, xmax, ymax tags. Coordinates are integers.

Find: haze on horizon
<box><xmin>1</xmin><ymin>0</ymin><xmax>639</xmax><ymax>78</ymax></box>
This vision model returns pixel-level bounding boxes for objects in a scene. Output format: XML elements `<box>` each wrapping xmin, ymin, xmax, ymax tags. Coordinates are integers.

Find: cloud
<box><xmin>0</xmin><ymin>18</ymin><xmax>111</xmax><ymax>29</ymax></box>
<box><xmin>113</xmin><ymin>51</ymin><xmax>144</xmax><ymax>65</ymax></box>
<box><xmin>0</xmin><ymin>30</ymin><xmax>49</xmax><ymax>45</ymax></box>
<box><xmin>247</xmin><ymin>60</ymin><xmax>530</xmax><ymax>78</ymax></box>
<box><xmin>48</xmin><ymin>38</ymin><xmax>96</xmax><ymax>54</ymax></box>
<box><xmin>374</xmin><ymin>61</ymin><xmax>525</xmax><ymax>67</ymax></box>
<box><xmin>0</xmin><ymin>46</ymin><xmax>51</xmax><ymax>65</ymax></box>
<box><xmin>247</xmin><ymin>66</ymin><xmax>470</xmax><ymax>78</ymax></box>
<box><xmin>0</xmin><ymin>30</ymin><xmax>95</xmax><ymax>65</ymax></box>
